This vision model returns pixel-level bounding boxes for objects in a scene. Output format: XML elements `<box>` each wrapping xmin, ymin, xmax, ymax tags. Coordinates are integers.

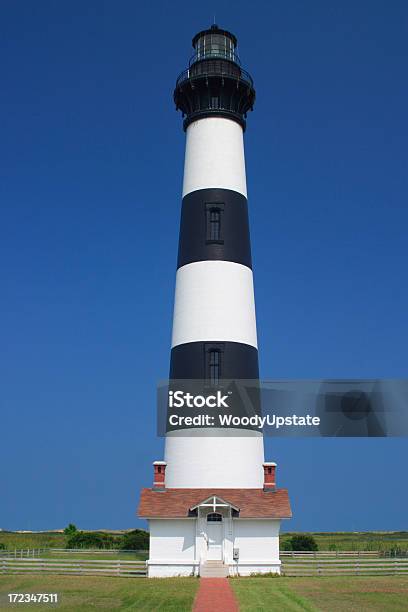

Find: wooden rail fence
<box><xmin>2</xmin><ymin>549</ymin><xmax>408</xmax><ymax>578</ymax></box>
<box><xmin>282</xmin><ymin>557</ymin><xmax>408</xmax><ymax>576</ymax></box>
<box><xmin>1</xmin><ymin>557</ymin><xmax>147</xmax><ymax>577</ymax></box>
<box><xmin>281</xmin><ymin>550</ymin><xmax>381</xmax><ymax>557</ymax></box>
<box><xmin>0</xmin><ymin>548</ymin><xmax>148</xmax><ymax>558</ymax></box>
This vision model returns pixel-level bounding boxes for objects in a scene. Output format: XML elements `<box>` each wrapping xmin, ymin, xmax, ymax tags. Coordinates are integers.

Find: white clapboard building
<box><xmin>138</xmin><ymin>24</ymin><xmax>291</xmax><ymax>578</ymax></box>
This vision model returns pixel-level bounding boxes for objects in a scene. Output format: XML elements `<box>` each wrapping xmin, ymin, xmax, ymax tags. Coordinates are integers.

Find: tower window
<box><xmin>209</xmin><ymin>350</ymin><xmax>220</xmax><ymax>385</ymax></box>
<box><xmin>205</xmin><ymin>343</ymin><xmax>224</xmax><ymax>386</ymax></box>
<box><xmin>210</xmin><ymin>208</ymin><xmax>221</xmax><ymax>240</ymax></box>
<box><xmin>206</xmin><ymin>203</ymin><xmax>224</xmax><ymax>244</ymax></box>
<box><xmin>211</xmin><ymin>96</ymin><xmax>219</xmax><ymax>109</ymax></box>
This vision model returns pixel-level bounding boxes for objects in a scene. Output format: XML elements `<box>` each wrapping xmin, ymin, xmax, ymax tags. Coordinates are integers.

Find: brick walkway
<box><xmin>193</xmin><ymin>578</ymin><xmax>239</xmax><ymax>612</ymax></box>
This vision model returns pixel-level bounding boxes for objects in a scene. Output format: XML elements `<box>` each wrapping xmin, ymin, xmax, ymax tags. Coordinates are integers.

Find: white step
<box><xmin>204</xmin><ymin>561</ymin><xmax>224</xmax><ymax>566</ymax></box>
<box><xmin>200</xmin><ymin>562</ymin><xmax>229</xmax><ymax>577</ymax></box>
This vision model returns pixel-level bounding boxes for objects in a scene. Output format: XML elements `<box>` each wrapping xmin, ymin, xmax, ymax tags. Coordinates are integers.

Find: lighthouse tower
<box><xmin>138</xmin><ymin>25</ymin><xmax>291</xmax><ymax>578</ymax></box>
<box><xmin>165</xmin><ymin>24</ymin><xmax>263</xmax><ymax>489</ymax></box>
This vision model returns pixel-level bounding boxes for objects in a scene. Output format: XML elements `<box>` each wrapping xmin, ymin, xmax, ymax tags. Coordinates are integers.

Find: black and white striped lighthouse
<box><xmin>164</xmin><ymin>25</ymin><xmax>264</xmax><ymax>488</ymax></box>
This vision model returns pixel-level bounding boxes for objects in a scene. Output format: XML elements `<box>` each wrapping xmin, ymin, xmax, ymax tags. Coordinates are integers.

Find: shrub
<box><xmin>66</xmin><ymin>531</ymin><xmax>116</xmax><ymax>549</ymax></box>
<box><xmin>0</xmin><ymin>543</ymin><xmax>6</xmax><ymax>550</ymax></box>
<box><xmin>385</xmin><ymin>546</ymin><xmax>407</xmax><ymax>558</ymax></box>
<box><xmin>280</xmin><ymin>539</ymin><xmax>293</xmax><ymax>551</ymax></box>
<box><xmin>289</xmin><ymin>534</ymin><xmax>318</xmax><ymax>551</ymax></box>
<box><xmin>120</xmin><ymin>529</ymin><xmax>149</xmax><ymax>550</ymax></box>
<box><xmin>63</xmin><ymin>524</ymin><xmax>78</xmax><ymax>537</ymax></box>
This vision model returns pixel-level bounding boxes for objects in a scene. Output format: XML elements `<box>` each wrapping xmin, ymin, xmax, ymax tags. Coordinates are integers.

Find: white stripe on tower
<box><xmin>171</xmin><ymin>260</ymin><xmax>257</xmax><ymax>349</ymax></box>
<box><xmin>182</xmin><ymin>117</ymin><xmax>247</xmax><ymax>197</ymax></box>
<box><xmin>164</xmin><ymin>24</ymin><xmax>264</xmax><ymax>488</ymax></box>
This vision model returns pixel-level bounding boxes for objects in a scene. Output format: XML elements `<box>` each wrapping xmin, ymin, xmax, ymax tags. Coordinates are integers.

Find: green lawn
<box><xmin>2</xmin><ymin>530</ymin><xmax>408</xmax><ymax>554</ymax></box>
<box><xmin>0</xmin><ymin>532</ymin><xmax>149</xmax><ymax>560</ymax></box>
<box><xmin>1</xmin><ymin>550</ymin><xmax>148</xmax><ymax>562</ymax></box>
<box><xmin>0</xmin><ymin>576</ymin><xmax>198</xmax><ymax>611</ymax></box>
<box><xmin>281</xmin><ymin>531</ymin><xmax>408</xmax><ymax>552</ymax></box>
<box><xmin>1</xmin><ymin>575</ymin><xmax>407</xmax><ymax>611</ymax></box>
<box><xmin>0</xmin><ymin>532</ymin><xmax>66</xmax><ymax>550</ymax></box>
<box><xmin>40</xmin><ymin>550</ymin><xmax>148</xmax><ymax>561</ymax></box>
<box><xmin>231</xmin><ymin>576</ymin><xmax>408</xmax><ymax>612</ymax></box>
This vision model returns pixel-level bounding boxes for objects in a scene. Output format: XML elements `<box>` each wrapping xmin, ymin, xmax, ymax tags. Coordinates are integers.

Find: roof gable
<box><xmin>190</xmin><ymin>495</ymin><xmax>240</xmax><ymax>512</ymax></box>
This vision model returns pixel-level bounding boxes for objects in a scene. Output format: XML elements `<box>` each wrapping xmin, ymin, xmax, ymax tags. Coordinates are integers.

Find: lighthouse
<box><xmin>166</xmin><ymin>23</ymin><xmax>263</xmax><ymax>489</ymax></box>
<box><xmin>138</xmin><ymin>25</ymin><xmax>291</xmax><ymax>578</ymax></box>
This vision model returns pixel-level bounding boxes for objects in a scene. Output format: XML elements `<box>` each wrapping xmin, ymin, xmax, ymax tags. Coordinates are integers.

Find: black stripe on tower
<box><xmin>170</xmin><ymin>342</ymin><xmax>259</xmax><ymax>380</ymax></box>
<box><xmin>169</xmin><ymin>342</ymin><xmax>261</xmax><ymax>431</ymax></box>
<box><xmin>177</xmin><ymin>188</ymin><xmax>252</xmax><ymax>269</ymax></box>
<box><xmin>168</xmin><ymin>342</ymin><xmax>261</xmax><ymax>431</ymax></box>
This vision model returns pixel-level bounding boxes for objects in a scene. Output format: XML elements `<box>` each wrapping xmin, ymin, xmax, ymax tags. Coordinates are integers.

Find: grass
<box><xmin>0</xmin><ymin>532</ymin><xmax>66</xmax><ymax>550</ymax></box>
<box><xmin>2</xmin><ymin>531</ymin><xmax>408</xmax><ymax>553</ymax></box>
<box><xmin>40</xmin><ymin>550</ymin><xmax>149</xmax><ymax>561</ymax></box>
<box><xmin>0</xmin><ymin>575</ymin><xmax>198</xmax><ymax>611</ymax></box>
<box><xmin>1</xmin><ymin>550</ymin><xmax>148</xmax><ymax>562</ymax></box>
<box><xmin>0</xmin><ymin>532</ymin><xmax>149</xmax><ymax>560</ymax></box>
<box><xmin>280</xmin><ymin>531</ymin><xmax>408</xmax><ymax>552</ymax></box>
<box><xmin>2</xmin><ymin>575</ymin><xmax>406</xmax><ymax>611</ymax></box>
<box><xmin>231</xmin><ymin>576</ymin><xmax>408</xmax><ymax>612</ymax></box>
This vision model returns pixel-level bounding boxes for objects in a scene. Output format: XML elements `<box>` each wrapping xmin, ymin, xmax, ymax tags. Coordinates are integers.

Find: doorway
<box><xmin>206</xmin><ymin>512</ymin><xmax>223</xmax><ymax>561</ymax></box>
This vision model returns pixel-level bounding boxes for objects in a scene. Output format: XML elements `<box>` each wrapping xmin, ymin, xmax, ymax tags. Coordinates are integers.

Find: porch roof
<box><xmin>190</xmin><ymin>495</ymin><xmax>240</xmax><ymax>512</ymax></box>
<box><xmin>138</xmin><ymin>488</ymin><xmax>291</xmax><ymax>519</ymax></box>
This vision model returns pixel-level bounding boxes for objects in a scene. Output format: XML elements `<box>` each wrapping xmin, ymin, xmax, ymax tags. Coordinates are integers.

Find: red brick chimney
<box><xmin>263</xmin><ymin>462</ymin><xmax>276</xmax><ymax>491</ymax></box>
<box><xmin>153</xmin><ymin>461</ymin><xmax>167</xmax><ymax>490</ymax></box>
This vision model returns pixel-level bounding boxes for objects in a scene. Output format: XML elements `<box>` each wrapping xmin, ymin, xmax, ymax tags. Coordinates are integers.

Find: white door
<box><xmin>207</xmin><ymin>523</ymin><xmax>223</xmax><ymax>560</ymax></box>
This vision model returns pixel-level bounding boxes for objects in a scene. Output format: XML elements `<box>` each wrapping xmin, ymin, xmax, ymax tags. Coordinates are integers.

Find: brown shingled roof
<box><xmin>138</xmin><ymin>488</ymin><xmax>291</xmax><ymax>519</ymax></box>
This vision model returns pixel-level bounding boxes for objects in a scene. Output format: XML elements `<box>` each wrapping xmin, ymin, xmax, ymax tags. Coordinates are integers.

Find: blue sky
<box><xmin>1</xmin><ymin>1</ymin><xmax>407</xmax><ymax>532</ymax></box>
